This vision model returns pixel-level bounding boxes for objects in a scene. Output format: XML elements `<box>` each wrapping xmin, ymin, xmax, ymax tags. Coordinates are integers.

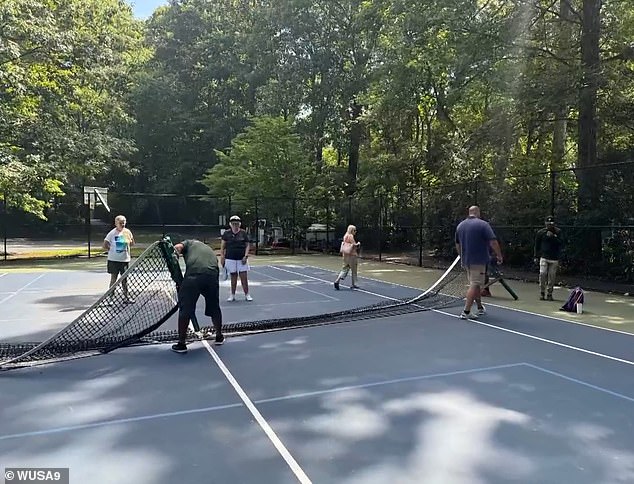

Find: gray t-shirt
<box><xmin>455</xmin><ymin>217</ymin><xmax>496</xmax><ymax>266</ymax></box>
<box><xmin>180</xmin><ymin>240</ymin><xmax>219</xmax><ymax>277</ymax></box>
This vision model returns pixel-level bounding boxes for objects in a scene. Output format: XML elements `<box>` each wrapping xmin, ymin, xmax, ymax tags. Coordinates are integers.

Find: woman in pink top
<box><xmin>334</xmin><ymin>225</ymin><xmax>361</xmax><ymax>290</ymax></box>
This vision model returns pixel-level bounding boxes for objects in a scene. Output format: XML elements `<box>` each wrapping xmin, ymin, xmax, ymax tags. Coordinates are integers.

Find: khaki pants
<box><xmin>539</xmin><ymin>258</ymin><xmax>559</xmax><ymax>295</ymax></box>
<box><xmin>338</xmin><ymin>255</ymin><xmax>358</xmax><ymax>285</ymax></box>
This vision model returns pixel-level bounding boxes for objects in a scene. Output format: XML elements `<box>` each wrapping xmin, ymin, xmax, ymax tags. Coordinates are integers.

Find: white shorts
<box><xmin>225</xmin><ymin>258</ymin><xmax>250</xmax><ymax>274</ymax></box>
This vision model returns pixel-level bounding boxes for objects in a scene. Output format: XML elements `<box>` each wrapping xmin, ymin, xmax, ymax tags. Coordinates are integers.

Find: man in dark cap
<box><xmin>534</xmin><ymin>216</ymin><xmax>564</xmax><ymax>301</ymax></box>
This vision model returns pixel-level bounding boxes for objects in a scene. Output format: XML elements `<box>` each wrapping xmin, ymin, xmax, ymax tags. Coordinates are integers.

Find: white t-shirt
<box><xmin>104</xmin><ymin>228</ymin><xmax>133</xmax><ymax>262</ymax></box>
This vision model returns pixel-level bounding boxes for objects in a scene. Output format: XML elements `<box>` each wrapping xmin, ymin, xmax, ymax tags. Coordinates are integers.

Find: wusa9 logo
<box><xmin>5</xmin><ymin>468</ymin><xmax>68</xmax><ymax>482</ymax></box>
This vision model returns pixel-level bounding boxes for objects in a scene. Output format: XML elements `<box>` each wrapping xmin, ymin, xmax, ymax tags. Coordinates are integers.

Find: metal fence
<box><xmin>1</xmin><ymin>162</ymin><xmax>633</xmax><ymax>283</ymax></box>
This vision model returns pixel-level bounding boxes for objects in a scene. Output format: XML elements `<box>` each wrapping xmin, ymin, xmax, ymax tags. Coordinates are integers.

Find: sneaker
<box><xmin>459</xmin><ymin>311</ymin><xmax>479</xmax><ymax>320</ymax></box>
<box><xmin>540</xmin><ymin>293</ymin><xmax>546</xmax><ymax>301</ymax></box>
<box><xmin>476</xmin><ymin>306</ymin><xmax>486</xmax><ymax>317</ymax></box>
<box><xmin>546</xmin><ymin>294</ymin><xmax>554</xmax><ymax>301</ymax></box>
<box><xmin>215</xmin><ymin>333</ymin><xmax>225</xmax><ymax>345</ymax></box>
<box><xmin>171</xmin><ymin>342</ymin><xmax>188</xmax><ymax>353</ymax></box>
<box><xmin>227</xmin><ymin>294</ymin><xmax>235</xmax><ymax>302</ymax></box>
<box><xmin>245</xmin><ymin>294</ymin><xmax>253</xmax><ymax>302</ymax></box>
<box><xmin>334</xmin><ymin>281</ymin><xmax>340</xmax><ymax>290</ymax></box>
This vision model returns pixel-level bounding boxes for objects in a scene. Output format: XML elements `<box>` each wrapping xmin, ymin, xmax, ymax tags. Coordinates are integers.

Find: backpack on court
<box><xmin>561</xmin><ymin>287</ymin><xmax>584</xmax><ymax>312</ymax></box>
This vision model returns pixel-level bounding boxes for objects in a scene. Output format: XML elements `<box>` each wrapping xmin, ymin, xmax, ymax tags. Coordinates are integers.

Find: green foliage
<box><xmin>201</xmin><ymin>116</ymin><xmax>309</xmax><ymax>199</ymax></box>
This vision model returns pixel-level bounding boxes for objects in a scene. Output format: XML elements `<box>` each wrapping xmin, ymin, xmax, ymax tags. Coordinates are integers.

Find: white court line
<box><xmin>0</xmin><ymin>274</ymin><xmax>46</xmax><ymax>305</ymax></box>
<box><xmin>270</xmin><ymin>266</ymin><xmax>407</xmax><ymax>302</ymax></box>
<box><xmin>272</xmin><ymin>266</ymin><xmax>634</xmax><ymax>366</ymax></box>
<box><xmin>255</xmin><ymin>362</ymin><xmax>525</xmax><ymax>405</ymax></box>
<box><xmin>0</xmin><ymin>362</ymin><xmax>522</xmax><ymax>442</ymax></box>
<box><xmin>200</xmin><ymin>339</ymin><xmax>312</xmax><ymax>484</ymax></box>
<box><xmin>434</xmin><ymin>309</ymin><xmax>634</xmax><ymax>366</ymax></box>
<box><xmin>0</xmin><ymin>273</ymin><xmax>7</xmax><ymax>278</ymax></box>
<box><xmin>0</xmin><ymin>402</ymin><xmax>244</xmax><ymax>441</ymax></box>
<box><xmin>522</xmin><ymin>363</ymin><xmax>634</xmax><ymax>403</ymax></box>
<box><xmin>252</xmin><ymin>266</ymin><xmax>339</xmax><ymax>301</ymax></box>
<box><xmin>302</xmin><ymin>263</ymin><xmax>634</xmax><ymax>337</ymax></box>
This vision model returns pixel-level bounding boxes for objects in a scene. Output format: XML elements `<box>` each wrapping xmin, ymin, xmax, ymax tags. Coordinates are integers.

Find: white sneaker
<box><xmin>459</xmin><ymin>311</ymin><xmax>479</xmax><ymax>320</ymax></box>
<box><xmin>476</xmin><ymin>306</ymin><xmax>486</xmax><ymax>317</ymax></box>
<box><xmin>227</xmin><ymin>294</ymin><xmax>235</xmax><ymax>302</ymax></box>
<box><xmin>245</xmin><ymin>294</ymin><xmax>253</xmax><ymax>302</ymax></box>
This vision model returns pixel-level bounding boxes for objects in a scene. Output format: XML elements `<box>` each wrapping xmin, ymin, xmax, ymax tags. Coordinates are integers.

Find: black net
<box><xmin>0</xmin><ymin>244</ymin><xmax>465</xmax><ymax>369</ymax></box>
<box><xmin>0</xmin><ymin>239</ymin><xmax>180</xmax><ymax>369</ymax></box>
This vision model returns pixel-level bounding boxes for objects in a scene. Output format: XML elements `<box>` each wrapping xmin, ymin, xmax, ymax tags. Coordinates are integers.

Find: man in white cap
<box><xmin>220</xmin><ymin>215</ymin><xmax>253</xmax><ymax>301</ymax></box>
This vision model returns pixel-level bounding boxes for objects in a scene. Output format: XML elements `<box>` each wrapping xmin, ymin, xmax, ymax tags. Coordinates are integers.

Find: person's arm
<box><xmin>127</xmin><ymin>229</ymin><xmax>135</xmax><ymax>247</ymax></box>
<box><xmin>242</xmin><ymin>231</ymin><xmax>250</xmax><ymax>264</ymax></box>
<box><xmin>220</xmin><ymin>238</ymin><xmax>226</xmax><ymax>266</ymax></box>
<box><xmin>489</xmin><ymin>239</ymin><xmax>503</xmax><ymax>264</ymax></box>
<box><xmin>454</xmin><ymin>229</ymin><xmax>461</xmax><ymax>258</ymax></box>
<box><xmin>534</xmin><ymin>230</ymin><xmax>542</xmax><ymax>261</ymax></box>
<box><xmin>174</xmin><ymin>243</ymin><xmax>184</xmax><ymax>255</ymax></box>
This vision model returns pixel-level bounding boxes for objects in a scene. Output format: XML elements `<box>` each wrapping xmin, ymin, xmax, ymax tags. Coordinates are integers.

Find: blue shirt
<box><xmin>455</xmin><ymin>217</ymin><xmax>496</xmax><ymax>266</ymax></box>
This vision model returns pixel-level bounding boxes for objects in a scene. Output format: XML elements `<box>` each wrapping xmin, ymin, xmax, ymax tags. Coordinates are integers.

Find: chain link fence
<box><xmin>1</xmin><ymin>162</ymin><xmax>633</xmax><ymax>284</ymax></box>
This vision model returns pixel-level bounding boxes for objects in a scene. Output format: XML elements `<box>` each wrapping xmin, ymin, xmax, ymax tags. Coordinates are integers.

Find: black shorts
<box><xmin>107</xmin><ymin>260</ymin><xmax>129</xmax><ymax>275</ymax></box>
<box><xmin>178</xmin><ymin>273</ymin><xmax>220</xmax><ymax>318</ymax></box>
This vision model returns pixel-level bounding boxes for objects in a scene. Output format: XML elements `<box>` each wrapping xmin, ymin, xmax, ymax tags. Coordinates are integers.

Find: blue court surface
<box><xmin>1</xmin><ymin>265</ymin><xmax>634</xmax><ymax>483</ymax></box>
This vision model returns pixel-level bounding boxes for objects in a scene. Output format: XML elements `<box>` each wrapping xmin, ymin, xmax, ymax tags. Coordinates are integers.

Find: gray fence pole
<box><xmin>419</xmin><ymin>188</ymin><xmax>424</xmax><ymax>267</ymax></box>
<box><xmin>291</xmin><ymin>197</ymin><xmax>296</xmax><ymax>255</ymax></box>
<box><xmin>550</xmin><ymin>170</ymin><xmax>557</xmax><ymax>217</ymax></box>
<box><xmin>2</xmin><ymin>193</ymin><xmax>7</xmax><ymax>262</ymax></box>
<box><xmin>254</xmin><ymin>197</ymin><xmax>259</xmax><ymax>255</ymax></box>
<box><xmin>378</xmin><ymin>193</ymin><xmax>383</xmax><ymax>262</ymax></box>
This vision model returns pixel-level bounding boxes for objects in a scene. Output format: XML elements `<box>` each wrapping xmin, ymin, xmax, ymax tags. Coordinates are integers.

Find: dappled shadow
<box><xmin>35</xmin><ymin>294</ymin><xmax>102</xmax><ymax>312</ymax></box>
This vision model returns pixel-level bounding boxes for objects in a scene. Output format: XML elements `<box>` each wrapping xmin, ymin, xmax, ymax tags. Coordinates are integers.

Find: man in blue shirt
<box><xmin>455</xmin><ymin>206</ymin><xmax>503</xmax><ymax>319</ymax></box>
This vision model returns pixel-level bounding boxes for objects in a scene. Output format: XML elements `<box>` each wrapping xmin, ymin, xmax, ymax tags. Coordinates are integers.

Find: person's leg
<box><xmin>547</xmin><ymin>260</ymin><xmax>558</xmax><ymax>300</ymax></box>
<box><xmin>226</xmin><ymin>259</ymin><xmax>238</xmax><ymax>301</ymax></box>
<box><xmin>539</xmin><ymin>258</ymin><xmax>548</xmax><ymax>299</ymax></box>
<box><xmin>461</xmin><ymin>265</ymin><xmax>485</xmax><ymax>318</ymax></box>
<box><xmin>334</xmin><ymin>259</ymin><xmax>350</xmax><ymax>289</ymax></box>
<box><xmin>350</xmin><ymin>256</ymin><xmax>359</xmax><ymax>287</ymax></box>
<box><xmin>173</xmin><ymin>278</ymin><xmax>197</xmax><ymax>353</ymax></box>
<box><xmin>239</xmin><ymin>271</ymin><xmax>250</xmax><ymax>299</ymax></box>
<box><xmin>202</xmin><ymin>274</ymin><xmax>224</xmax><ymax>344</ymax></box>
<box><xmin>120</xmin><ymin>263</ymin><xmax>134</xmax><ymax>302</ymax></box>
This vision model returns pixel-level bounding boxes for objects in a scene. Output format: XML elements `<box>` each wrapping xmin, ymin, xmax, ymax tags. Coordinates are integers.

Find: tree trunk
<box><xmin>577</xmin><ymin>0</ymin><xmax>602</xmax><ymax>211</ymax></box>
<box><xmin>552</xmin><ymin>0</ymin><xmax>574</xmax><ymax>170</ymax></box>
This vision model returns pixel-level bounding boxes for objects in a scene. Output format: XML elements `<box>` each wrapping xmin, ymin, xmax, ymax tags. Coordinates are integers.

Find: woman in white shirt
<box><xmin>103</xmin><ymin>215</ymin><xmax>135</xmax><ymax>303</ymax></box>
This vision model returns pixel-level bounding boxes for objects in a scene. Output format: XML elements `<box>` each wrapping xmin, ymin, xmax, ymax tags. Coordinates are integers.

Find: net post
<box><xmin>418</xmin><ymin>188</ymin><xmax>424</xmax><ymax>267</ymax></box>
<box><xmin>157</xmin><ymin>237</ymin><xmax>200</xmax><ymax>332</ymax></box>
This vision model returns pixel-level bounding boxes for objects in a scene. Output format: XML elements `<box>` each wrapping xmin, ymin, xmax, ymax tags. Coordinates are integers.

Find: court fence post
<box><xmin>378</xmin><ymin>193</ymin><xmax>383</xmax><ymax>262</ymax></box>
<box><xmin>291</xmin><ymin>197</ymin><xmax>296</xmax><ymax>255</ymax></box>
<box><xmin>419</xmin><ymin>188</ymin><xmax>424</xmax><ymax>267</ymax></box>
<box><xmin>550</xmin><ymin>170</ymin><xmax>557</xmax><ymax>217</ymax></box>
<box><xmin>86</xmin><ymin>192</ymin><xmax>92</xmax><ymax>259</ymax></box>
<box><xmin>2</xmin><ymin>192</ymin><xmax>7</xmax><ymax>262</ymax></box>
<box><xmin>325</xmin><ymin>197</ymin><xmax>330</xmax><ymax>254</ymax></box>
<box><xmin>254</xmin><ymin>196</ymin><xmax>259</xmax><ymax>255</ymax></box>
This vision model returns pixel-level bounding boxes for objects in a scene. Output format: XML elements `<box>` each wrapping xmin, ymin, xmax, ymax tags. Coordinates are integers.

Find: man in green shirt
<box><xmin>172</xmin><ymin>239</ymin><xmax>224</xmax><ymax>353</ymax></box>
